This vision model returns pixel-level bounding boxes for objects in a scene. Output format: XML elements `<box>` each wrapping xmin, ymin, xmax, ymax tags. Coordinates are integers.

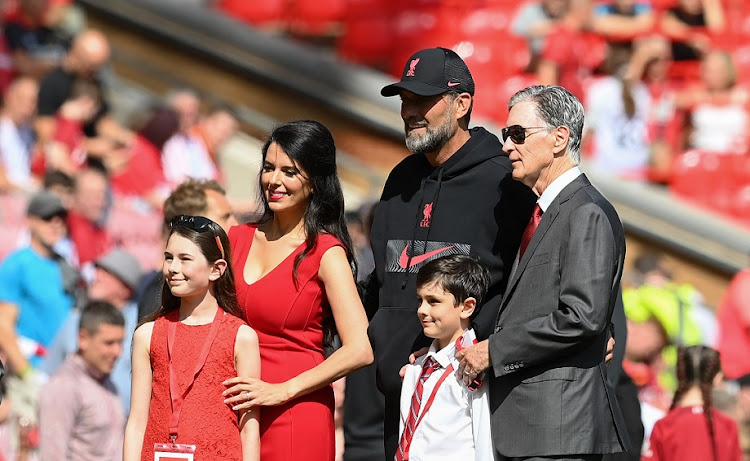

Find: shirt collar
<box><xmin>425</xmin><ymin>329</ymin><xmax>477</xmax><ymax>369</ymax></box>
<box><xmin>537</xmin><ymin>166</ymin><xmax>582</xmax><ymax>212</ymax></box>
<box><xmin>72</xmin><ymin>354</ymin><xmax>108</xmax><ymax>382</ymax></box>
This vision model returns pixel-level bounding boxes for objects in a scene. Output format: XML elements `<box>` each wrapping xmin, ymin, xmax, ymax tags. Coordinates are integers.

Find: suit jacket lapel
<box><xmin>499</xmin><ymin>175</ymin><xmax>591</xmax><ymax>315</ymax></box>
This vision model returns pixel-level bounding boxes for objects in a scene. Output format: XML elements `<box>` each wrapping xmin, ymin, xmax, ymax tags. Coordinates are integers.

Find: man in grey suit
<box><xmin>456</xmin><ymin>85</ymin><xmax>631</xmax><ymax>460</ymax></box>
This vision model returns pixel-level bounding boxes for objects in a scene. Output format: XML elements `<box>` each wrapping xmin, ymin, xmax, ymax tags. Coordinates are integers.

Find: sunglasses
<box><xmin>169</xmin><ymin>214</ymin><xmax>225</xmax><ymax>260</ymax></box>
<box><xmin>501</xmin><ymin>125</ymin><xmax>548</xmax><ymax>144</ymax></box>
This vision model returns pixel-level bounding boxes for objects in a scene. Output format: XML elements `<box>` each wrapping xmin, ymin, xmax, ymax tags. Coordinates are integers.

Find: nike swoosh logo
<box><xmin>398</xmin><ymin>244</ymin><xmax>455</xmax><ymax>269</ymax></box>
<box><xmin>447</xmin><ymin>81</ymin><xmax>460</xmax><ymax>87</ymax></box>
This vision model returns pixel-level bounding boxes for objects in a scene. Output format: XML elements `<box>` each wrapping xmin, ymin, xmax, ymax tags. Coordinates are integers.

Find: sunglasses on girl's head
<box><xmin>169</xmin><ymin>214</ymin><xmax>225</xmax><ymax>260</ymax></box>
<box><xmin>501</xmin><ymin>125</ymin><xmax>548</xmax><ymax>144</ymax></box>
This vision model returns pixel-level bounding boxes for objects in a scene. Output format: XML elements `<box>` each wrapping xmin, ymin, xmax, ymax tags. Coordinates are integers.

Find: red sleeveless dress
<box><xmin>141</xmin><ymin>311</ymin><xmax>246</xmax><ymax>461</ymax></box>
<box><xmin>229</xmin><ymin>224</ymin><xmax>342</xmax><ymax>461</ymax></box>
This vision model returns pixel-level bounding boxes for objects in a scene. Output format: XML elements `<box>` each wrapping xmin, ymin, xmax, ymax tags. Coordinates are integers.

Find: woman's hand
<box><xmin>223</xmin><ymin>377</ymin><xmax>293</xmax><ymax>410</ymax></box>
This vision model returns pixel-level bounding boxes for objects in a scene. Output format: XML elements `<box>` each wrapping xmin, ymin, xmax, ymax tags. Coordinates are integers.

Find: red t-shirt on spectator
<box><xmin>109</xmin><ymin>135</ymin><xmax>167</xmax><ymax>198</ymax></box>
<box><xmin>30</xmin><ymin>115</ymin><xmax>87</xmax><ymax>176</ymax></box>
<box><xmin>541</xmin><ymin>24</ymin><xmax>607</xmax><ymax>101</ymax></box>
<box><xmin>642</xmin><ymin>406</ymin><xmax>742</xmax><ymax>461</ymax></box>
<box><xmin>67</xmin><ymin>211</ymin><xmax>111</xmax><ymax>266</ymax></box>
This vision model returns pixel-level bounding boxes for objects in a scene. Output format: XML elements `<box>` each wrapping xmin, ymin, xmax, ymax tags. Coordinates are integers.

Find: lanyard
<box><xmin>407</xmin><ymin>362</ymin><xmax>454</xmax><ymax>455</ymax></box>
<box><xmin>167</xmin><ymin>308</ymin><xmax>224</xmax><ymax>443</ymax></box>
<box><xmin>407</xmin><ymin>334</ymin><xmax>480</xmax><ymax>452</ymax></box>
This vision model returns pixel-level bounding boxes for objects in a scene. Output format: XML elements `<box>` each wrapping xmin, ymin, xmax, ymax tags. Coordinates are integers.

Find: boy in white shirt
<box><xmin>396</xmin><ymin>254</ymin><xmax>494</xmax><ymax>461</ymax></box>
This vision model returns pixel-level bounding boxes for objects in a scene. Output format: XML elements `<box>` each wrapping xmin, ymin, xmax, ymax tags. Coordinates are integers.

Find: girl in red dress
<box><xmin>124</xmin><ymin>215</ymin><xmax>261</xmax><ymax>461</ymax></box>
<box><xmin>642</xmin><ymin>345</ymin><xmax>742</xmax><ymax>461</ymax></box>
<box><xmin>222</xmin><ymin>120</ymin><xmax>373</xmax><ymax>461</ymax></box>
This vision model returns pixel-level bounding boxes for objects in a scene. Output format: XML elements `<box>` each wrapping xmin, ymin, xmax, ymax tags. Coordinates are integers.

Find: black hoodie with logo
<box><xmin>366</xmin><ymin>126</ymin><xmax>536</xmax><ymax>405</ymax></box>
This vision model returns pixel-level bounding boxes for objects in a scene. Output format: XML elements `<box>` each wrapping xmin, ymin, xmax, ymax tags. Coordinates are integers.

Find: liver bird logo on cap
<box><xmin>406</xmin><ymin>58</ymin><xmax>420</xmax><ymax>77</ymax></box>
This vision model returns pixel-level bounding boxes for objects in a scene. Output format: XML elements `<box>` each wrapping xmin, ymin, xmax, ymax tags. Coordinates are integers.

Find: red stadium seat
<box><xmin>215</xmin><ymin>0</ymin><xmax>287</xmax><ymax>27</ymax></box>
<box><xmin>670</xmin><ymin>150</ymin><xmax>725</xmax><ymax>208</ymax></box>
<box><xmin>288</xmin><ymin>0</ymin><xmax>346</xmax><ymax>35</ymax></box>
<box><xmin>387</xmin><ymin>6</ymin><xmax>460</xmax><ymax>76</ymax></box>
<box><xmin>492</xmin><ymin>73</ymin><xmax>540</xmax><ymax>123</ymax></box>
<box><xmin>670</xmin><ymin>151</ymin><xmax>750</xmax><ymax>221</ymax></box>
<box><xmin>337</xmin><ymin>15</ymin><xmax>393</xmax><ymax>67</ymax></box>
<box><xmin>731</xmin><ymin>184</ymin><xmax>750</xmax><ymax>228</ymax></box>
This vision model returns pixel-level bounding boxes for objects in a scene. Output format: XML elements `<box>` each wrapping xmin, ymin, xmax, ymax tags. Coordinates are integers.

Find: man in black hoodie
<box><xmin>362</xmin><ymin>47</ymin><xmax>536</xmax><ymax>460</ymax></box>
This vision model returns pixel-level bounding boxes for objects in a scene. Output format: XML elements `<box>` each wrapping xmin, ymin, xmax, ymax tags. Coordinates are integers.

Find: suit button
<box><xmin>504</xmin><ymin>365</ymin><xmax>510</xmax><ymax>371</ymax></box>
<box><xmin>519</xmin><ymin>362</ymin><xmax>524</xmax><ymax>368</ymax></box>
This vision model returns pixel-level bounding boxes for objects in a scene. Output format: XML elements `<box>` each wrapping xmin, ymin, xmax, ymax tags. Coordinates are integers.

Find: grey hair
<box><xmin>508</xmin><ymin>85</ymin><xmax>584</xmax><ymax>165</ymax></box>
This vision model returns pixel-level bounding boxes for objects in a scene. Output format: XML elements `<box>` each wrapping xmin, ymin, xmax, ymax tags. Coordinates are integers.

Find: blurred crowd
<box><xmin>0</xmin><ymin>0</ymin><xmax>749</xmax><ymax>460</ymax></box>
<box><xmin>219</xmin><ymin>0</ymin><xmax>750</xmax><ymax>228</ymax></box>
<box><xmin>0</xmin><ymin>1</ymin><xmax>246</xmax><ymax>459</ymax></box>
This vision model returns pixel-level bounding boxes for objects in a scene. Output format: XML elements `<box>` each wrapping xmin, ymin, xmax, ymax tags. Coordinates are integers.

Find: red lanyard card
<box><xmin>154</xmin><ymin>442</ymin><xmax>196</xmax><ymax>460</ymax></box>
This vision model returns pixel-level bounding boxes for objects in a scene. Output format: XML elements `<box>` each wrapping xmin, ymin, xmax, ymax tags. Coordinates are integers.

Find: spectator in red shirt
<box><xmin>642</xmin><ymin>345</ymin><xmax>742</xmax><ymax>461</ymax></box>
<box><xmin>32</xmin><ymin>79</ymin><xmax>101</xmax><ymax>177</ymax></box>
<box><xmin>511</xmin><ymin>0</ymin><xmax>570</xmax><ymax>72</ymax></box>
<box><xmin>537</xmin><ymin>0</ymin><xmax>607</xmax><ymax>101</ymax></box>
<box><xmin>109</xmin><ymin>106</ymin><xmax>178</xmax><ymax>206</ymax></box>
<box><xmin>66</xmin><ymin>166</ymin><xmax>111</xmax><ymax>270</ymax></box>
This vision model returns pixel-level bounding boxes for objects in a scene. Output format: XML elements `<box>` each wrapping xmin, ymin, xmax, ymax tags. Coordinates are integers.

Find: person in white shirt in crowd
<box><xmin>0</xmin><ymin>77</ymin><xmax>39</xmax><ymax>192</ymax></box>
<box><xmin>39</xmin><ymin>300</ymin><xmax>126</xmax><ymax>461</ymax></box>
<box><xmin>585</xmin><ymin>47</ymin><xmax>652</xmax><ymax>180</ymax></box>
<box><xmin>41</xmin><ymin>248</ymin><xmax>143</xmax><ymax>415</ymax></box>
<box><xmin>161</xmin><ymin>103</ymin><xmax>239</xmax><ymax>187</ymax></box>
<box><xmin>397</xmin><ymin>254</ymin><xmax>493</xmax><ymax>461</ymax></box>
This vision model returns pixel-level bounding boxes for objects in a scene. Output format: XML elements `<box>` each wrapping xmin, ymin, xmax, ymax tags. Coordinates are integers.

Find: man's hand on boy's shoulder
<box><xmin>456</xmin><ymin>340</ymin><xmax>490</xmax><ymax>387</ymax></box>
<box><xmin>399</xmin><ymin>346</ymin><xmax>430</xmax><ymax>380</ymax></box>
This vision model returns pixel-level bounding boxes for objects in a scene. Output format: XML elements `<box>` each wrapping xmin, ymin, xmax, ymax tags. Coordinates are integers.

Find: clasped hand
<box><xmin>222</xmin><ymin>376</ymin><xmax>292</xmax><ymax>410</ymax></box>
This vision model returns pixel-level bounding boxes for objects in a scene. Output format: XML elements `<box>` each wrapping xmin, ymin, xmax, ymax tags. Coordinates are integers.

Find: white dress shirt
<box><xmin>161</xmin><ymin>132</ymin><xmax>219</xmax><ymax>186</ymax></box>
<box><xmin>398</xmin><ymin>329</ymin><xmax>494</xmax><ymax>461</ymax></box>
<box><xmin>0</xmin><ymin>116</ymin><xmax>35</xmax><ymax>189</ymax></box>
<box><xmin>537</xmin><ymin>166</ymin><xmax>583</xmax><ymax>212</ymax></box>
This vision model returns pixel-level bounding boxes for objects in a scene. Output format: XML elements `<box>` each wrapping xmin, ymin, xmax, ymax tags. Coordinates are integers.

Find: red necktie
<box><xmin>395</xmin><ymin>357</ymin><xmax>440</xmax><ymax>461</ymax></box>
<box><xmin>519</xmin><ymin>204</ymin><xmax>543</xmax><ymax>260</ymax></box>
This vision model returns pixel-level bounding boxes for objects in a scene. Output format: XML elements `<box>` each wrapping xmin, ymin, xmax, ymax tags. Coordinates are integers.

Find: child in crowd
<box><xmin>396</xmin><ymin>254</ymin><xmax>493</xmax><ymax>461</ymax></box>
<box><xmin>124</xmin><ymin>215</ymin><xmax>260</xmax><ymax>461</ymax></box>
<box><xmin>642</xmin><ymin>345</ymin><xmax>742</xmax><ymax>461</ymax></box>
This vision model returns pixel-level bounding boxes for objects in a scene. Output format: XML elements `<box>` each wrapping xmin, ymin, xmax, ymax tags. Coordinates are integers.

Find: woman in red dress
<box><xmin>223</xmin><ymin>120</ymin><xmax>373</xmax><ymax>461</ymax></box>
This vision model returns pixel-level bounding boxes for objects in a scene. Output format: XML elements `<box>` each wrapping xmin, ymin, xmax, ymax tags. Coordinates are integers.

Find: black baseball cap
<box><xmin>27</xmin><ymin>191</ymin><xmax>67</xmax><ymax>219</ymax></box>
<box><xmin>381</xmin><ymin>47</ymin><xmax>475</xmax><ymax>98</ymax></box>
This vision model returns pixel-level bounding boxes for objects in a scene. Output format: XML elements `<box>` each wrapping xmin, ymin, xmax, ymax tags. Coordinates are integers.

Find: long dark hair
<box><xmin>670</xmin><ymin>345</ymin><xmax>722</xmax><ymax>461</ymax></box>
<box><xmin>141</xmin><ymin>222</ymin><xmax>243</xmax><ymax>325</ymax></box>
<box><xmin>256</xmin><ymin>120</ymin><xmax>356</xmax><ymax>279</ymax></box>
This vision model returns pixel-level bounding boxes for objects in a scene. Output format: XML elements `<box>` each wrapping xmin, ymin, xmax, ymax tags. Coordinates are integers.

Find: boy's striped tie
<box><xmin>395</xmin><ymin>357</ymin><xmax>440</xmax><ymax>461</ymax></box>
